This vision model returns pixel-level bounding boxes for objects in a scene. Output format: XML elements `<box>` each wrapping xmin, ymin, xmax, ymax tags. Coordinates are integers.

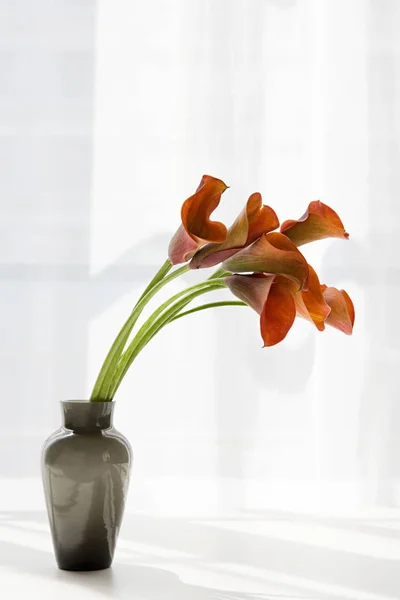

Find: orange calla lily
<box><xmin>166</xmin><ymin>177</ymin><xmax>354</xmax><ymax>349</ymax></box>
<box><xmin>321</xmin><ymin>285</ymin><xmax>355</xmax><ymax>335</ymax></box>
<box><xmin>225</xmin><ymin>267</ymin><xmax>353</xmax><ymax>346</ymax></box>
<box><xmin>190</xmin><ymin>192</ymin><xmax>279</xmax><ymax>269</ymax></box>
<box><xmin>281</xmin><ymin>200</ymin><xmax>349</xmax><ymax>246</ymax></box>
<box><xmin>222</xmin><ymin>231</ymin><xmax>310</xmax><ymax>291</ymax></box>
<box><xmin>168</xmin><ymin>175</ymin><xmax>229</xmax><ymax>264</ymax></box>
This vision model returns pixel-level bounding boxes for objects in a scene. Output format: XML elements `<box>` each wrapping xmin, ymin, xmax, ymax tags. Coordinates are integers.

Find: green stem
<box><xmin>156</xmin><ymin>266</ymin><xmax>231</xmax><ymax>327</ymax></box>
<box><xmin>208</xmin><ymin>266</ymin><xmax>231</xmax><ymax>280</ymax></box>
<box><xmin>137</xmin><ymin>258</ymin><xmax>172</xmax><ymax>302</ymax></box>
<box><xmin>107</xmin><ymin>279</ymin><xmax>227</xmax><ymax>399</ymax></box>
<box><xmin>90</xmin><ymin>263</ymin><xmax>189</xmax><ymax>401</ymax></box>
<box><xmin>169</xmin><ymin>300</ymin><xmax>246</xmax><ymax>322</ymax></box>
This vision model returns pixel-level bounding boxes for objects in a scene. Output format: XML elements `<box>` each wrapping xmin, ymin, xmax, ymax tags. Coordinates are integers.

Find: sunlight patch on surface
<box><xmin>0</xmin><ymin>524</ymin><xmax>52</xmax><ymax>553</ymax></box>
<box><xmin>6</xmin><ymin>520</ymin><xmax>49</xmax><ymax>533</ymax></box>
<box><xmin>211</xmin><ymin>563</ymin><xmax>399</xmax><ymax>600</ymax></box>
<box><xmin>197</xmin><ymin>518</ymin><xmax>400</xmax><ymax>560</ymax></box>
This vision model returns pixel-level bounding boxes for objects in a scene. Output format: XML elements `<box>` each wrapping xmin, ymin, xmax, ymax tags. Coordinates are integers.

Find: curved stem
<box><xmin>137</xmin><ymin>258</ymin><xmax>172</xmax><ymax>302</ymax></box>
<box><xmin>108</xmin><ymin>280</ymin><xmax>227</xmax><ymax>399</ymax></box>
<box><xmin>148</xmin><ymin>266</ymin><xmax>231</xmax><ymax>330</ymax></box>
<box><xmin>208</xmin><ymin>266</ymin><xmax>231</xmax><ymax>280</ymax></box>
<box><xmin>169</xmin><ymin>300</ymin><xmax>246</xmax><ymax>322</ymax></box>
<box><xmin>90</xmin><ymin>263</ymin><xmax>189</xmax><ymax>401</ymax></box>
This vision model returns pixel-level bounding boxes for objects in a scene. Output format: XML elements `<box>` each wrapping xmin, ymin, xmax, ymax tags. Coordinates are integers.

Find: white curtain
<box><xmin>1</xmin><ymin>0</ymin><xmax>400</xmax><ymax>522</ymax></box>
<box><xmin>90</xmin><ymin>0</ymin><xmax>400</xmax><ymax>517</ymax></box>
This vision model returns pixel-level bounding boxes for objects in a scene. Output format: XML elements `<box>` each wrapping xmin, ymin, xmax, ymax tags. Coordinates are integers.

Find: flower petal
<box><xmin>322</xmin><ymin>286</ymin><xmax>355</xmax><ymax>335</ymax></box>
<box><xmin>168</xmin><ymin>225</ymin><xmax>199</xmax><ymax>265</ymax></box>
<box><xmin>168</xmin><ymin>174</ymin><xmax>228</xmax><ymax>264</ymax></box>
<box><xmin>260</xmin><ymin>280</ymin><xmax>296</xmax><ymax>347</ymax></box>
<box><xmin>182</xmin><ymin>174</ymin><xmax>228</xmax><ymax>242</ymax></box>
<box><xmin>281</xmin><ymin>201</ymin><xmax>349</xmax><ymax>246</ymax></box>
<box><xmin>225</xmin><ymin>273</ymin><xmax>274</xmax><ymax>314</ymax></box>
<box><xmin>190</xmin><ymin>192</ymin><xmax>279</xmax><ymax>269</ymax></box>
<box><xmin>242</xmin><ymin>193</ymin><xmax>280</xmax><ymax>245</ymax></box>
<box><xmin>222</xmin><ymin>232</ymin><xmax>309</xmax><ymax>291</ymax></box>
<box><xmin>295</xmin><ymin>265</ymin><xmax>331</xmax><ymax>330</ymax></box>
<box><xmin>225</xmin><ymin>274</ymin><xmax>296</xmax><ymax>347</ymax></box>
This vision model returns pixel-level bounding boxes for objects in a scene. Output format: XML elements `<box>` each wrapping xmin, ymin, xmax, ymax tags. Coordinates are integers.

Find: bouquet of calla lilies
<box><xmin>90</xmin><ymin>175</ymin><xmax>354</xmax><ymax>401</ymax></box>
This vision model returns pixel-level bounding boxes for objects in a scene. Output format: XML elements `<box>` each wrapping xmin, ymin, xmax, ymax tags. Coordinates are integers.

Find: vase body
<box><xmin>42</xmin><ymin>401</ymin><xmax>132</xmax><ymax>571</ymax></box>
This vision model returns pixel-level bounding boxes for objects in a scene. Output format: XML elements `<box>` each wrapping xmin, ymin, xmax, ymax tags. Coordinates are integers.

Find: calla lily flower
<box><xmin>168</xmin><ymin>175</ymin><xmax>229</xmax><ymax>264</ymax></box>
<box><xmin>321</xmin><ymin>285</ymin><xmax>355</xmax><ymax>335</ymax></box>
<box><xmin>166</xmin><ymin>177</ymin><xmax>354</xmax><ymax>348</ymax></box>
<box><xmin>222</xmin><ymin>232</ymin><xmax>310</xmax><ymax>291</ymax></box>
<box><xmin>225</xmin><ymin>267</ymin><xmax>354</xmax><ymax>346</ymax></box>
<box><xmin>226</xmin><ymin>267</ymin><xmax>331</xmax><ymax>346</ymax></box>
<box><xmin>281</xmin><ymin>200</ymin><xmax>349</xmax><ymax>246</ymax></box>
<box><xmin>190</xmin><ymin>192</ymin><xmax>279</xmax><ymax>269</ymax></box>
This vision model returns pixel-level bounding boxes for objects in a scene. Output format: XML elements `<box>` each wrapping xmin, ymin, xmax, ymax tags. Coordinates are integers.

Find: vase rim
<box><xmin>61</xmin><ymin>400</ymin><xmax>115</xmax><ymax>404</ymax></box>
<box><xmin>61</xmin><ymin>400</ymin><xmax>115</xmax><ymax>431</ymax></box>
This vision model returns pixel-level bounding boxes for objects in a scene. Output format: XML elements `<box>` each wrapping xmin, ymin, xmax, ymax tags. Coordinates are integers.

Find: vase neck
<box><xmin>61</xmin><ymin>401</ymin><xmax>114</xmax><ymax>433</ymax></box>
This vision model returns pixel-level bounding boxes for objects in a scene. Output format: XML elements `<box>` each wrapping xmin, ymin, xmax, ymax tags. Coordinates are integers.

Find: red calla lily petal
<box><xmin>168</xmin><ymin>225</ymin><xmax>199</xmax><ymax>265</ymax></box>
<box><xmin>182</xmin><ymin>175</ymin><xmax>228</xmax><ymax>242</ymax></box>
<box><xmin>190</xmin><ymin>192</ymin><xmax>279</xmax><ymax>269</ymax></box>
<box><xmin>225</xmin><ymin>273</ymin><xmax>274</xmax><ymax>314</ymax></box>
<box><xmin>296</xmin><ymin>265</ymin><xmax>331</xmax><ymax>330</ymax></box>
<box><xmin>243</xmin><ymin>193</ymin><xmax>280</xmax><ymax>245</ymax></box>
<box><xmin>260</xmin><ymin>281</ymin><xmax>296</xmax><ymax>347</ymax></box>
<box><xmin>322</xmin><ymin>286</ymin><xmax>355</xmax><ymax>335</ymax></box>
<box><xmin>225</xmin><ymin>274</ymin><xmax>296</xmax><ymax>347</ymax></box>
<box><xmin>222</xmin><ymin>232</ymin><xmax>309</xmax><ymax>291</ymax></box>
<box><xmin>281</xmin><ymin>200</ymin><xmax>349</xmax><ymax>246</ymax></box>
<box><xmin>168</xmin><ymin>175</ymin><xmax>228</xmax><ymax>264</ymax></box>
<box><xmin>342</xmin><ymin>290</ymin><xmax>355</xmax><ymax>325</ymax></box>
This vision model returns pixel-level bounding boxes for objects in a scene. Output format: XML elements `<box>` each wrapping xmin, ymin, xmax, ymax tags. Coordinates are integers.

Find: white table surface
<box><xmin>1</xmin><ymin>499</ymin><xmax>400</xmax><ymax>600</ymax></box>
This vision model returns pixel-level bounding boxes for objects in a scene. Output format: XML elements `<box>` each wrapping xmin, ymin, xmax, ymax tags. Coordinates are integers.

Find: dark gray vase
<box><xmin>41</xmin><ymin>401</ymin><xmax>132</xmax><ymax>571</ymax></box>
